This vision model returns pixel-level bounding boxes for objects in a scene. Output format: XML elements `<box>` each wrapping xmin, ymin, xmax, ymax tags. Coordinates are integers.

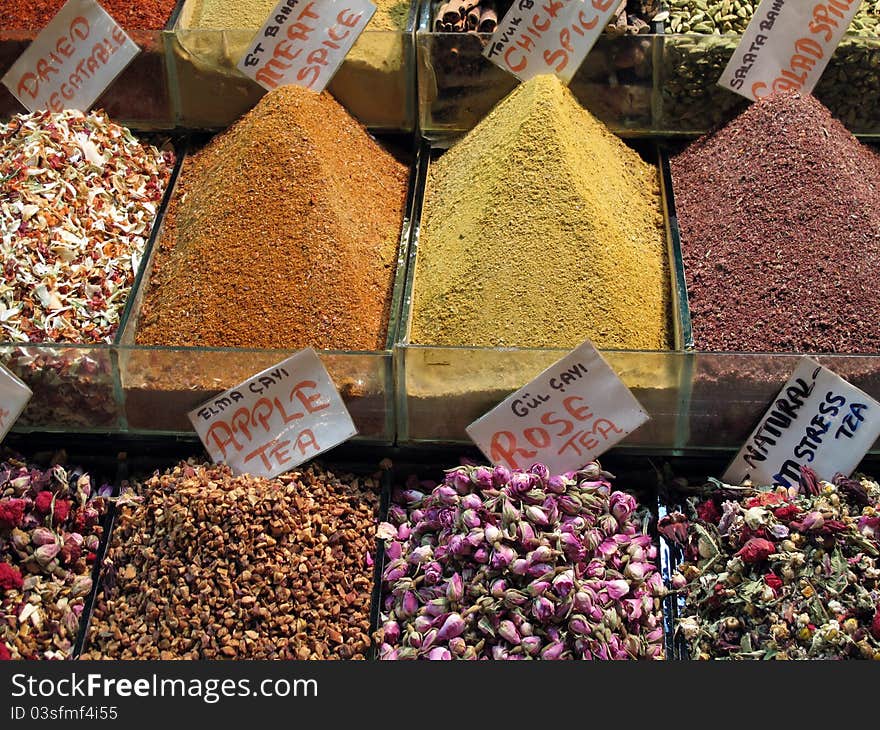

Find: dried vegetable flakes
<box><xmin>0</xmin><ymin>109</ymin><xmax>174</xmax><ymax>344</ymax></box>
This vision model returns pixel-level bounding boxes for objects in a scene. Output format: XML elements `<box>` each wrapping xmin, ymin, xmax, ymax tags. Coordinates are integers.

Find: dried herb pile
<box><xmin>411</xmin><ymin>74</ymin><xmax>670</xmax><ymax>350</ymax></box>
<box><xmin>377</xmin><ymin>463</ymin><xmax>665</xmax><ymax>660</ymax></box>
<box><xmin>0</xmin><ymin>109</ymin><xmax>174</xmax><ymax>344</ymax></box>
<box><xmin>81</xmin><ymin>462</ymin><xmax>380</xmax><ymax>660</ymax></box>
<box><xmin>135</xmin><ymin>86</ymin><xmax>407</xmax><ymax>350</ymax></box>
<box><xmin>0</xmin><ymin>458</ymin><xmax>112</xmax><ymax>660</ymax></box>
<box><xmin>661</xmin><ymin>469</ymin><xmax>880</xmax><ymax>660</ymax></box>
<box><xmin>671</xmin><ymin>91</ymin><xmax>880</xmax><ymax>353</ymax></box>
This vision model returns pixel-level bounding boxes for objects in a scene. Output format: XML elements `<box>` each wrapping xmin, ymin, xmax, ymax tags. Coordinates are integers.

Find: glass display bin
<box><xmin>168</xmin><ymin>0</ymin><xmax>417</xmax><ymax>130</ymax></box>
<box><xmin>395</xmin><ymin>140</ymin><xmax>692</xmax><ymax>447</ymax></box>
<box><xmin>417</xmin><ymin>0</ymin><xmax>658</xmax><ymax>139</ymax></box>
<box><xmin>111</xmin><ymin>135</ymin><xmax>419</xmax><ymax>443</ymax></box>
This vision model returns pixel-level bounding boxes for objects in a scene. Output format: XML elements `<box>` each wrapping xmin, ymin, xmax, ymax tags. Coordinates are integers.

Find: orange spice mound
<box><xmin>135</xmin><ymin>85</ymin><xmax>408</xmax><ymax>351</ymax></box>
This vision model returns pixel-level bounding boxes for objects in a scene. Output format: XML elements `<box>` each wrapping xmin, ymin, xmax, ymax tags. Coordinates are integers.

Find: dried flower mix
<box><xmin>0</xmin><ymin>458</ymin><xmax>112</xmax><ymax>660</ymax></box>
<box><xmin>671</xmin><ymin>91</ymin><xmax>880</xmax><ymax>354</ymax></box>
<box><xmin>661</xmin><ymin>469</ymin><xmax>880</xmax><ymax>660</ymax></box>
<box><xmin>0</xmin><ymin>109</ymin><xmax>174</xmax><ymax>344</ymax></box>
<box><xmin>411</xmin><ymin>74</ymin><xmax>671</xmax><ymax>350</ymax></box>
<box><xmin>134</xmin><ymin>85</ymin><xmax>407</xmax><ymax>350</ymax></box>
<box><xmin>82</xmin><ymin>461</ymin><xmax>380</xmax><ymax>660</ymax></box>
<box><xmin>0</xmin><ymin>0</ymin><xmax>180</xmax><ymax>31</ymax></box>
<box><xmin>377</xmin><ymin>462</ymin><xmax>665</xmax><ymax>660</ymax></box>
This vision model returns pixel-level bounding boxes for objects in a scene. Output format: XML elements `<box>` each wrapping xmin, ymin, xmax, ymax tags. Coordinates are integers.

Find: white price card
<box><xmin>724</xmin><ymin>357</ymin><xmax>880</xmax><ymax>488</ymax></box>
<box><xmin>466</xmin><ymin>340</ymin><xmax>649</xmax><ymax>473</ymax></box>
<box><xmin>483</xmin><ymin>0</ymin><xmax>620</xmax><ymax>83</ymax></box>
<box><xmin>1</xmin><ymin>0</ymin><xmax>140</xmax><ymax>113</ymax></box>
<box><xmin>238</xmin><ymin>0</ymin><xmax>376</xmax><ymax>93</ymax></box>
<box><xmin>0</xmin><ymin>364</ymin><xmax>33</xmax><ymax>442</ymax></box>
<box><xmin>188</xmin><ymin>349</ymin><xmax>357</xmax><ymax>479</ymax></box>
<box><xmin>718</xmin><ymin>0</ymin><xmax>861</xmax><ymax>101</ymax></box>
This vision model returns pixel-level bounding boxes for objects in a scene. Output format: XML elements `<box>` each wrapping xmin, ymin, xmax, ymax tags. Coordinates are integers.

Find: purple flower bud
<box><xmin>598</xmin><ymin>539</ymin><xmax>618</xmax><ymax>558</ymax></box>
<box><xmin>531</xmin><ymin>596</ymin><xmax>555</xmax><ymax>622</ymax></box>
<box><xmin>70</xmin><ymin>574</ymin><xmax>92</xmax><ymax>598</ymax></box>
<box><xmin>382</xmin><ymin>620</ymin><xmax>401</xmax><ymax>644</ymax></box>
<box><xmin>384</xmin><ymin>559</ymin><xmax>408</xmax><ymax>583</ymax></box>
<box><xmin>472</xmin><ymin>466</ymin><xmax>494</xmax><ymax>489</ymax></box>
<box><xmin>386</xmin><ymin>540</ymin><xmax>403</xmax><ymax>560</ymax></box>
<box><xmin>624</xmin><ymin>562</ymin><xmax>649</xmax><ymax>582</ymax></box>
<box><xmin>511</xmin><ymin>558</ymin><xmax>529</xmax><ymax>576</ymax></box>
<box><xmin>518</xmin><ymin>521</ymin><xmax>537</xmax><ymax>547</ymax></box>
<box><xmin>527</xmin><ymin>580</ymin><xmax>551</xmax><ymax>596</ymax></box>
<box><xmin>31</xmin><ymin>527</ymin><xmax>58</xmax><ymax>547</ymax></box>
<box><xmin>599</xmin><ymin>513</ymin><xmax>619</xmax><ymax>535</ymax></box>
<box><xmin>424</xmin><ymin>561</ymin><xmax>443</xmax><ymax>586</ymax></box>
<box><xmin>435</xmin><ymin>485</ymin><xmax>459</xmax><ymax>506</ymax></box>
<box><xmin>573</xmin><ymin>590</ymin><xmax>593</xmax><ymax>613</ymax></box>
<box><xmin>498</xmin><ymin>620</ymin><xmax>520</xmax><ymax>644</ymax></box>
<box><xmin>647</xmin><ymin>627</ymin><xmax>664</xmax><ymax>643</ymax></box>
<box><xmin>558</xmin><ymin>495</ymin><xmax>581</xmax><ymax>515</ymax></box>
<box><xmin>408</xmin><ymin>546</ymin><xmax>433</xmax><ymax>565</ymax></box>
<box><xmin>623</xmin><ymin>598</ymin><xmax>643</xmax><ymax>622</ymax></box>
<box><xmin>426</xmin><ymin>647</ymin><xmax>452</xmax><ymax>660</ymax></box>
<box><xmin>583</xmin><ymin>529</ymin><xmax>602</xmax><ymax>552</ymax></box>
<box><xmin>447</xmin><ymin>534</ymin><xmax>469</xmax><ymax>557</ymax></box>
<box><xmin>447</xmin><ymin>469</ymin><xmax>472</xmax><ymax>494</ymax></box>
<box><xmin>671</xmin><ymin>572</ymin><xmax>687</xmax><ymax>590</ymax></box>
<box><xmin>492</xmin><ymin>465</ymin><xmax>511</xmax><ymax>487</ymax></box>
<box><xmin>605</xmin><ymin>579</ymin><xmax>630</xmax><ymax>601</ymax></box>
<box><xmin>521</xmin><ymin>636</ymin><xmax>542</xmax><ymax>656</ymax></box>
<box><xmin>443</xmin><ymin>573</ymin><xmax>463</xmax><ymax>604</ymax></box>
<box><xmin>501</xmin><ymin>499</ymin><xmax>521</xmax><ymax>526</ymax></box>
<box><xmin>525</xmin><ymin>505</ymin><xmax>549</xmax><ymax>526</ymax></box>
<box><xmin>466</xmin><ymin>528</ymin><xmax>484</xmax><ymax>547</ymax></box>
<box><xmin>492</xmin><ymin>645</ymin><xmax>510</xmax><ymax>660</ymax></box>
<box><xmin>473</xmin><ymin>547</ymin><xmax>489</xmax><ymax>564</ymax></box>
<box><xmin>647</xmin><ymin>572</ymin><xmax>666</xmax><ymax>596</ymax></box>
<box><xmin>527</xmin><ymin>562</ymin><xmax>554</xmax><ymax>578</ymax></box>
<box><xmin>414</xmin><ymin>615</ymin><xmax>434</xmax><ymax>634</ymax></box>
<box><xmin>401</xmin><ymin>591</ymin><xmax>419</xmax><ymax>617</ymax></box>
<box><xmin>609</xmin><ymin>492</ymin><xmax>637</xmax><ymax>523</ymax></box>
<box><xmin>448</xmin><ymin>637</ymin><xmax>467</xmax><ymax>657</ymax></box>
<box><xmin>490</xmin><ymin>578</ymin><xmax>507</xmax><ymax>597</ymax></box>
<box><xmin>569</xmin><ymin>614</ymin><xmax>591</xmax><ymax>636</ymax></box>
<box><xmin>491</xmin><ymin>544</ymin><xmax>516</xmax><ymax>570</ymax></box>
<box><xmin>378</xmin><ymin>643</ymin><xmax>397</xmax><ymax>660</ymax></box>
<box><xmin>802</xmin><ymin>511</ymin><xmax>825</xmax><ymax>531</ymax></box>
<box><xmin>541</xmin><ymin>641</ymin><xmax>566</xmax><ymax>660</ymax></box>
<box><xmin>34</xmin><ymin>543</ymin><xmax>61</xmax><ymax>567</ymax></box>
<box><xmin>401</xmin><ymin>489</ymin><xmax>425</xmax><ymax>505</ymax></box>
<box><xmin>528</xmin><ymin>463</ymin><xmax>550</xmax><ymax>484</ymax></box>
<box><xmin>528</xmin><ymin>545</ymin><xmax>553</xmax><ymax>564</ymax></box>
<box><xmin>553</xmin><ymin>571</ymin><xmax>574</xmax><ymax>597</ymax></box>
<box><xmin>460</xmin><ymin>493</ymin><xmax>482</xmax><ymax>511</ymax></box>
<box><xmin>508</xmin><ymin>472</ymin><xmax>532</xmax><ymax>495</ymax></box>
<box><xmin>547</xmin><ymin>474</ymin><xmax>569</xmax><ymax>494</ymax></box>
<box><xmin>484</xmin><ymin>523</ymin><xmax>502</xmax><ymax>544</ymax></box>
<box><xmin>436</xmin><ymin>612</ymin><xmax>466</xmax><ymax>642</ymax></box>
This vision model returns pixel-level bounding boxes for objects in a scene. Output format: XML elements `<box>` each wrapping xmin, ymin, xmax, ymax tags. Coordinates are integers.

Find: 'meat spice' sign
<box><xmin>719</xmin><ymin>0</ymin><xmax>861</xmax><ymax>101</ymax></box>
<box><xmin>2</xmin><ymin>0</ymin><xmax>140</xmax><ymax>113</ymax></box>
<box><xmin>0</xmin><ymin>364</ymin><xmax>32</xmax><ymax>442</ymax></box>
<box><xmin>238</xmin><ymin>0</ymin><xmax>375</xmax><ymax>92</ymax></box>
<box><xmin>484</xmin><ymin>0</ymin><xmax>619</xmax><ymax>83</ymax></box>
<box><xmin>724</xmin><ymin>358</ymin><xmax>880</xmax><ymax>488</ymax></box>
<box><xmin>466</xmin><ymin>341</ymin><xmax>649</xmax><ymax>473</ymax></box>
<box><xmin>189</xmin><ymin>349</ymin><xmax>357</xmax><ymax>479</ymax></box>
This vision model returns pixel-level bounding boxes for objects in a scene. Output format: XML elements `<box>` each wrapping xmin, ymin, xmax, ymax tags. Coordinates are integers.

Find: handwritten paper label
<box><xmin>188</xmin><ymin>349</ymin><xmax>357</xmax><ymax>479</ymax></box>
<box><xmin>0</xmin><ymin>364</ymin><xmax>33</xmax><ymax>442</ymax></box>
<box><xmin>1</xmin><ymin>0</ymin><xmax>140</xmax><ymax>113</ymax></box>
<box><xmin>238</xmin><ymin>0</ymin><xmax>376</xmax><ymax>93</ymax></box>
<box><xmin>724</xmin><ymin>358</ymin><xmax>880</xmax><ymax>488</ymax></box>
<box><xmin>718</xmin><ymin>0</ymin><xmax>861</xmax><ymax>101</ymax></box>
<box><xmin>483</xmin><ymin>0</ymin><xmax>619</xmax><ymax>83</ymax></box>
<box><xmin>466</xmin><ymin>341</ymin><xmax>649</xmax><ymax>473</ymax></box>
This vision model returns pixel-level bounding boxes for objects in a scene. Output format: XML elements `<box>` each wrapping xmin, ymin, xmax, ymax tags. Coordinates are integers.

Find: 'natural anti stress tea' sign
<box><xmin>724</xmin><ymin>357</ymin><xmax>880</xmax><ymax>488</ymax></box>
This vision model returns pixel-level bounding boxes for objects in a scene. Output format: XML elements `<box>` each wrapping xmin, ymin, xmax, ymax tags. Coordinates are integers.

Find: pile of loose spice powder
<box><xmin>671</xmin><ymin>91</ymin><xmax>880</xmax><ymax>354</ymax></box>
<box><xmin>181</xmin><ymin>0</ymin><xmax>410</xmax><ymax>30</ymax></box>
<box><xmin>81</xmin><ymin>461</ymin><xmax>380</xmax><ymax>660</ymax></box>
<box><xmin>411</xmin><ymin>75</ymin><xmax>671</xmax><ymax>350</ymax></box>
<box><xmin>0</xmin><ymin>109</ymin><xmax>174</xmax><ymax>344</ymax></box>
<box><xmin>134</xmin><ymin>85</ymin><xmax>407</xmax><ymax>350</ymax></box>
<box><xmin>0</xmin><ymin>0</ymin><xmax>180</xmax><ymax>30</ymax></box>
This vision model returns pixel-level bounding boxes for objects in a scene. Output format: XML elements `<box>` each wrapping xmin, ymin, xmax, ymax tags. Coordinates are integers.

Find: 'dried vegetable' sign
<box><xmin>724</xmin><ymin>357</ymin><xmax>880</xmax><ymax>488</ymax></box>
<box><xmin>1</xmin><ymin>0</ymin><xmax>140</xmax><ymax>113</ymax></box>
<box><xmin>466</xmin><ymin>341</ymin><xmax>649</xmax><ymax>473</ymax></box>
<box><xmin>189</xmin><ymin>349</ymin><xmax>356</xmax><ymax>479</ymax></box>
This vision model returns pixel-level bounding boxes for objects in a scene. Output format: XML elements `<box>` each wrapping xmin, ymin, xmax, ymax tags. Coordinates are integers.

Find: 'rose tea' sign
<box><xmin>483</xmin><ymin>0</ymin><xmax>620</xmax><ymax>83</ymax></box>
<box><xmin>2</xmin><ymin>0</ymin><xmax>140</xmax><ymax>112</ymax></box>
<box><xmin>189</xmin><ymin>349</ymin><xmax>357</xmax><ymax>479</ymax></box>
<box><xmin>466</xmin><ymin>340</ymin><xmax>649</xmax><ymax>473</ymax></box>
<box><xmin>719</xmin><ymin>0</ymin><xmax>861</xmax><ymax>101</ymax></box>
<box><xmin>238</xmin><ymin>0</ymin><xmax>376</xmax><ymax>92</ymax></box>
<box><xmin>724</xmin><ymin>357</ymin><xmax>880</xmax><ymax>488</ymax></box>
<box><xmin>0</xmin><ymin>364</ymin><xmax>32</xmax><ymax>442</ymax></box>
